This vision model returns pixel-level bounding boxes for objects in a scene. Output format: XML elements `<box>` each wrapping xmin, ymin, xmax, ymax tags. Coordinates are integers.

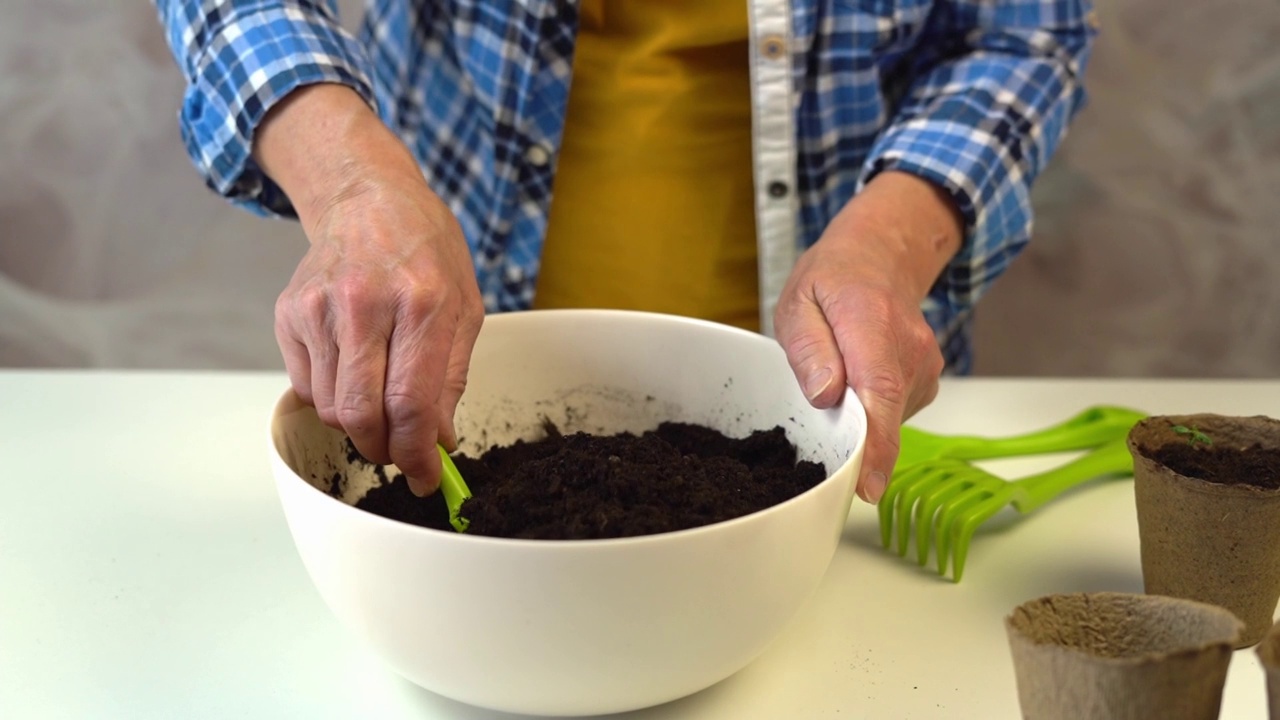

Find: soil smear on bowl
<box><xmin>348</xmin><ymin>421</ymin><xmax>826</xmax><ymax>539</ymax></box>
<box><xmin>1150</xmin><ymin>442</ymin><xmax>1280</xmax><ymax>490</ymax></box>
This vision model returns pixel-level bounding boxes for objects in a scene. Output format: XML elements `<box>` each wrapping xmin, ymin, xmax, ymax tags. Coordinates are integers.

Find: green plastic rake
<box><xmin>879</xmin><ymin>406</ymin><xmax>1146</xmax><ymax>581</ymax></box>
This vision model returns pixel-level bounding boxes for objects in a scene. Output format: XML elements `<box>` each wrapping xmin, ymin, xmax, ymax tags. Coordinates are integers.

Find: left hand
<box><xmin>774</xmin><ymin>171</ymin><xmax>962</xmax><ymax>504</ymax></box>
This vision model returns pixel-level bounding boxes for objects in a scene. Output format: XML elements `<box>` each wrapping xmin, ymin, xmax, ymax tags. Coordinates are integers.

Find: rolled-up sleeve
<box><xmin>860</xmin><ymin>0</ymin><xmax>1098</xmax><ymax>321</ymax></box>
<box><xmin>154</xmin><ymin>0</ymin><xmax>376</xmax><ymax>217</ymax></box>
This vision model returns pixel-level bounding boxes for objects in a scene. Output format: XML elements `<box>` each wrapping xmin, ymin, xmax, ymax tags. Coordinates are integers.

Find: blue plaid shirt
<box><xmin>154</xmin><ymin>0</ymin><xmax>1097</xmax><ymax>373</ymax></box>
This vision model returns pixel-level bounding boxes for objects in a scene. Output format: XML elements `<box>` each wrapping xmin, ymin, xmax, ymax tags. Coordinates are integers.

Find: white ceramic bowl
<box><xmin>270</xmin><ymin>309</ymin><xmax>866</xmax><ymax>716</ymax></box>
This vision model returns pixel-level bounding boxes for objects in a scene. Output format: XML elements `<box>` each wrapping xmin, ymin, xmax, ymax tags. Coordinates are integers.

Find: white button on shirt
<box><xmin>525</xmin><ymin>144</ymin><xmax>551</xmax><ymax>167</ymax></box>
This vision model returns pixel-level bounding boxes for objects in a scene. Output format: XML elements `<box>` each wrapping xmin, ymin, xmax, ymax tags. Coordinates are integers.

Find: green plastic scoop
<box><xmin>437</xmin><ymin>445</ymin><xmax>472</xmax><ymax>532</ymax></box>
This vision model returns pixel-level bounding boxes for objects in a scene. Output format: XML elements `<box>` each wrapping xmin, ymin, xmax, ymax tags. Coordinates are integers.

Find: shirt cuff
<box><xmin>178</xmin><ymin>5</ymin><xmax>376</xmax><ymax>218</ymax></box>
<box><xmin>858</xmin><ymin>116</ymin><xmax>1035</xmax><ymax>314</ymax></box>
<box><xmin>859</xmin><ymin>113</ymin><xmax>1030</xmax><ymax>245</ymax></box>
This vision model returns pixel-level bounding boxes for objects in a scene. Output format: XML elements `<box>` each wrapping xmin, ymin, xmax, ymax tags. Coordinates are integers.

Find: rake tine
<box><xmin>894</xmin><ymin>467</ymin><xmax>967</xmax><ymax>557</ymax></box>
<box><xmin>878</xmin><ymin>468</ymin><xmax>907</xmax><ymax>548</ymax></box>
<box><xmin>948</xmin><ymin>494</ymin><xmax>1011</xmax><ymax>582</ymax></box>
<box><xmin>914</xmin><ymin>475</ymin><xmax>977</xmax><ymax>566</ymax></box>
<box><xmin>879</xmin><ymin>462</ymin><xmax>954</xmax><ymax>548</ymax></box>
<box><xmin>934</xmin><ymin>491</ymin><xmax>992</xmax><ymax>577</ymax></box>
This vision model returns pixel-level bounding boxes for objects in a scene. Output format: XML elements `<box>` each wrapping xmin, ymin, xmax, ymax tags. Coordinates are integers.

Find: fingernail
<box><xmin>440</xmin><ymin>419</ymin><xmax>459</xmax><ymax>451</ymax></box>
<box><xmin>859</xmin><ymin>471</ymin><xmax>888</xmax><ymax>504</ymax></box>
<box><xmin>407</xmin><ymin>476</ymin><xmax>429</xmax><ymax>498</ymax></box>
<box><xmin>804</xmin><ymin>367</ymin><xmax>834</xmax><ymax>401</ymax></box>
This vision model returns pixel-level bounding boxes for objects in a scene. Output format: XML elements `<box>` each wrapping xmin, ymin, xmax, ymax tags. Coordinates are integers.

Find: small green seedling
<box><xmin>1171</xmin><ymin>424</ymin><xmax>1213</xmax><ymax>448</ymax></box>
<box><xmin>438</xmin><ymin>445</ymin><xmax>472</xmax><ymax>532</ymax></box>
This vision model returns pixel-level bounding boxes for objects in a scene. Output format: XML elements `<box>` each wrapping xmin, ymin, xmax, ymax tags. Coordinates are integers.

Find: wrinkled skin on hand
<box><xmin>774</xmin><ymin>171</ymin><xmax>962</xmax><ymax>504</ymax></box>
<box><xmin>256</xmin><ymin>84</ymin><xmax>484</xmax><ymax>496</ymax></box>
<box><xmin>256</xmin><ymin>87</ymin><xmax>959</xmax><ymax>503</ymax></box>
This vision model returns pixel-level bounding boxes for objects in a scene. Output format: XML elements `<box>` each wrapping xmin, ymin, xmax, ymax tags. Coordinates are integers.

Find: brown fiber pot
<box><xmin>1129</xmin><ymin>414</ymin><xmax>1280</xmax><ymax>648</ymax></box>
<box><xmin>1006</xmin><ymin>592</ymin><xmax>1242</xmax><ymax>720</ymax></box>
<box><xmin>1258</xmin><ymin>621</ymin><xmax>1280</xmax><ymax>719</ymax></box>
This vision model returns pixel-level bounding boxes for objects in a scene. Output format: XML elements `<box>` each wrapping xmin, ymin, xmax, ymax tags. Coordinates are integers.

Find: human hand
<box><xmin>255</xmin><ymin>84</ymin><xmax>484</xmax><ymax>496</ymax></box>
<box><xmin>774</xmin><ymin>171</ymin><xmax>962</xmax><ymax>504</ymax></box>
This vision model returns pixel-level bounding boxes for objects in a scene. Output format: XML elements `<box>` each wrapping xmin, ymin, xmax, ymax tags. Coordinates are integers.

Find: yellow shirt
<box><xmin>532</xmin><ymin>0</ymin><xmax>760</xmax><ymax>331</ymax></box>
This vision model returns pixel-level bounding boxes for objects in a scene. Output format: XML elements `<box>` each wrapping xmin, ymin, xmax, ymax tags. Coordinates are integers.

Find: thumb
<box><xmin>775</xmin><ymin>293</ymin><xmax>847</xmax><ymax>409</ymax></box>
<box><xmin>850</xmin><ymin>371</ymin><xmax>906</xmax><ymax>504</ymax></box>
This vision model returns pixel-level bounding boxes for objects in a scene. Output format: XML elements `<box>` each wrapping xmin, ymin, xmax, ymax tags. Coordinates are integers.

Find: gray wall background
<box><xmin>1</xmin><ymin>0</ymin><xmax>1276</xmax><ymax>377</ymax></box>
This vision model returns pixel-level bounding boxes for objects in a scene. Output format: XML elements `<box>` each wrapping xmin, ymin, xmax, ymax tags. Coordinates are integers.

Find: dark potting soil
<box><xmin>1151</xmin><ymin>443</ymin><xmax>1280</xmax><ymax>490</ymax></box>
<box><xmin>347</xmin><ymin>422</ymin><xmax>826</xmax><ymax>539</ymax></box>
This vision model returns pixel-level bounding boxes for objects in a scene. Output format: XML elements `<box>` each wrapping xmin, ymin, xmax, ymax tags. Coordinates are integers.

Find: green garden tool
<box><xmin>880</xmin><ymin>405</ymin><xmax>1147</xmax><ymax>581</ymax></box>
<box><xmin>438</xmin><ymin>445</ymin><xmax>472</xmax><ymax>532</ymax></box>
<box><xmin>880</xmin><ymin>439</ymin><xmax>1135</xmax><ymax>582</ymax></box>
<box><xmin>893</xmin><ymin>405</ymin><xmax>1147</xmax><ymax>474</ymax></box>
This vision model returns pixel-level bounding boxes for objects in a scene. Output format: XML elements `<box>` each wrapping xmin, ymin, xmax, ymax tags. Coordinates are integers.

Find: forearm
<box><xmin>828</xmin><ymin>171</ymin><xmax>962</xmax><ymax>303</ymax></box>
<box><xmin>847</xmin><ymin>0</ymin><xmax>1096</xmax><ymax>333</ymax></box>
<box><xmin>861</xmin><ymin>0</ymin><xmax>1097</xmax><ymax>256</ymax></box>
<box><xmin>152</xmin><ymin>0</ymin><xmax>376</xmax><ymax>216</ymax></box>
<box><xmin>253</xmin><ymin>84</ymin><xmax>423</xmax><ymax>230</ymax></box>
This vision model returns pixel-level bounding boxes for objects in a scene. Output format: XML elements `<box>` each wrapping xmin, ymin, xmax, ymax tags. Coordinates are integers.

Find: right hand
<box><xmin>255</xmin><ymin>84</ymin><xmax>484</xmax><ymax>496</ymax></box>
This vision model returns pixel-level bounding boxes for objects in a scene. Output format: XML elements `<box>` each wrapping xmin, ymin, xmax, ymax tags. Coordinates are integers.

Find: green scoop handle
<box><xmin>438</xmin><ymin>445</ymin><xmax>472</xmax><ymax>532</ymax></box>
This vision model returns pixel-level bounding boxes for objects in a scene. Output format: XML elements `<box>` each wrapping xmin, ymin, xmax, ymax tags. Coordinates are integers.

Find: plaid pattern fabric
<box><xmin>154</xmin><ymin>0</ymin><xmax>1097</xmax><ymax>373</ymax></box>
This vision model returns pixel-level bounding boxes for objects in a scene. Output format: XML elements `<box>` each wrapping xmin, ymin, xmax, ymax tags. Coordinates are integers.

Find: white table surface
<box><xmin>3</xmin><ymin>371</ymin><xmax>1278</xmax><ymax>719</ymax></box>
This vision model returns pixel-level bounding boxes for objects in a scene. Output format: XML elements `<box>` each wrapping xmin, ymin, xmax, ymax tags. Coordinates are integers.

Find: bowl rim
<box><xmin>270</xmin><ymin>308</ymin><xmax>867</xmax><ymax>549</ymax></box>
